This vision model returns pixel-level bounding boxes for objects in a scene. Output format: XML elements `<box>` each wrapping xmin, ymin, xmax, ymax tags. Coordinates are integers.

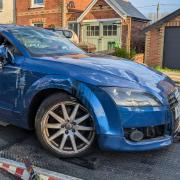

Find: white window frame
<box><xmin>31</xmin><ymin>0</ymin><xmax>44</xmax><ymax>8</ymax></box>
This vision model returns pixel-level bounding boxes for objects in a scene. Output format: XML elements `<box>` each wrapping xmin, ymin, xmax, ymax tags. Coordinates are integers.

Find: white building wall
<box><xmin>0</xmin><ymin>0</ymin><xmax>15</xmax><ymax>24</ymax></box>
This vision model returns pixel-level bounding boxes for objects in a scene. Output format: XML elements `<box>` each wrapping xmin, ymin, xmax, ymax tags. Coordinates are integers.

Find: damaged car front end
<box><xmin>0</xmin><ymin>25</ymin><xmax>179</xmax><ymax>157</ymax></box>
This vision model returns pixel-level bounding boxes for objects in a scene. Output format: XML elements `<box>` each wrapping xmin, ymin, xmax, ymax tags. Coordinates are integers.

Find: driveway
<box><xmin>0</xmin><ymin>85</ymin><xmax>179</xmax><ymax>180</ymax></box>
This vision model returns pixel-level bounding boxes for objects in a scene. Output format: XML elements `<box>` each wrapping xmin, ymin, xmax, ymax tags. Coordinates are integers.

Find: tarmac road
<box><xmin>0</xmin><ymin>85</ymin><xmax>179</xmax><ymax>180</ymax></box>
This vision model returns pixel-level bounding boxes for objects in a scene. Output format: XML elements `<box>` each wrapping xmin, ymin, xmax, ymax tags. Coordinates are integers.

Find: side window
<box><xmin>0</xmin><ymin>35</ymin><xmax>22</xmax><ymax>57</ymax></box>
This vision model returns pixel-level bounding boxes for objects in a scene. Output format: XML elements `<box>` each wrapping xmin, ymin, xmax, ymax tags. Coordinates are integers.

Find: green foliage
<box><xmin>114</xmin><ymin>48</ymin><xmax>136</xmax><ymax>59</ymax></box>
<box><xmin>154</xmin><ymin>66</ymin><xmax>180</xmax><ymax>73</ymax></box>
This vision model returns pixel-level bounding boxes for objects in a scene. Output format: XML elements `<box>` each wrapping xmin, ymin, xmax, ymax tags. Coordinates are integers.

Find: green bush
<box><xmin>114</xmin><ymin>48</ymin><xmax>136</xmax><ymax>59</ymax></box>
<box><xmin>154</xmin><ymin>66</ymin><xmax>180</xmax><ymax>73</ymax></box>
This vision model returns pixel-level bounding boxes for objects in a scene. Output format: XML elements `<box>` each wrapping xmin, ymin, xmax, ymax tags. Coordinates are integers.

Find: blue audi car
<box><xmin>0</xmin><ymin>25</ymin><xmax>179</xmax><ymax>157</ymax></box>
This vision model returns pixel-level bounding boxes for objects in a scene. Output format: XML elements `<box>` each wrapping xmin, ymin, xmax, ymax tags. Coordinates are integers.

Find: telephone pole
<box><xmin>157</xmin><ymin>2</ymin><xmax>160</xmax><ymax>20</ymax></box>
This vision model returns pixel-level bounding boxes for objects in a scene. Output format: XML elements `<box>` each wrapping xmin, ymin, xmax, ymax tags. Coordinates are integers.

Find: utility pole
<box><xmin>157</xmin><ymin>2</ymin><xmax>160</xmax><ymax>20</ymax></box>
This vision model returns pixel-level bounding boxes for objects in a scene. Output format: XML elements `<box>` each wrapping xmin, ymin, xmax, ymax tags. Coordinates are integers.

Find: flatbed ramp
<box><xmin>0</xmin><ymin>126</ymin><xmax>100</xmax><ymax>179</ymax></box>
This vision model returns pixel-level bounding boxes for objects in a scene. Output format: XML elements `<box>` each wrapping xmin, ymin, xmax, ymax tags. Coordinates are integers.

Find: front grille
<box><xmin>168</xmin><ymin>88</ymin><xmax>180</xmax><ymax>133</ymax></box>
<box><xmin>168</xmin><ymin>88</ymin><xmax>180</xmax><ymax>110</ymax></box>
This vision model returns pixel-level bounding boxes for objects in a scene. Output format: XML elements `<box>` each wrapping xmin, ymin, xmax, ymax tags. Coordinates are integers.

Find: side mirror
<box><xmin>63</xmin><ymin>30</ymin><xmax>73</xmax><ymax>39</ymax></box>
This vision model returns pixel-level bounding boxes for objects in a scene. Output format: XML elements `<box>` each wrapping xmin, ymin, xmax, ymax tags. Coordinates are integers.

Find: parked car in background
<box><xmin>46</xmin><ymin>28</ymin><xmax>79</xmax><ymax>44</ymax></box>
<box><xmin>0</xmin><ymin>25</ymin><xmax>179</xmax><ymax>158</ymax></box>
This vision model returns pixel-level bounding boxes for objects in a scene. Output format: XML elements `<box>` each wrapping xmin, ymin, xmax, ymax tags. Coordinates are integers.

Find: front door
<box><xmin>0</xmin><ymin>58</ymin><xmax>23</xmax><ymax>120</ymax></box>
<box><xmin>83</xmin><ymin>20</ymin><xmax>121</xmax><ymax>52</ymax></box>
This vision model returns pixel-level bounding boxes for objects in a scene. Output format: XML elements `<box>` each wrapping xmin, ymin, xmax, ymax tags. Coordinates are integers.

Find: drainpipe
<box><xmin>62</xmin><ymin>0</ymin><xmax>67</xmax><ymax>28</ymax></box>
<box><xmin>13</xmin><ymin>0</ymin><xmax>16</xmax><ymax>24</ymax></box>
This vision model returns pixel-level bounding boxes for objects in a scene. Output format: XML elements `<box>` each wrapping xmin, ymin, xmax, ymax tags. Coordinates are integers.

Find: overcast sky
<box><xmin>129</xmin><ymin>0</ymin><xmax>180</xmax><ymax>15</ymax></box>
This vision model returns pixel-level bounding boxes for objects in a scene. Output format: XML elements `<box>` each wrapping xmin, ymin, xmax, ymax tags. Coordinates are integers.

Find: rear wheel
<box><xmin>35</xmin><ymin>93</ymin><xmax>95</xmax><ymax>158</ymax></box>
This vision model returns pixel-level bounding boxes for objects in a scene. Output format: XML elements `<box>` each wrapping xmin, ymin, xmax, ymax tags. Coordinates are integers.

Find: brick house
<box><xmin>145</xmin><ymin>9</ymin><xmax>180</xmax><ymax>69</ymax></box>
<box><xmin>68</xmin><ymin>0</ymin><xmax>149</xmax><ymax>52</ymax></box>
<box><xmin>16</xmin><ymin>0</ymin><xmax>149</xmax><ymax>52</ymax></box>
<box><xmin>16</xmin><ymin>0</ymin><xmax>66</xmax><ymax>28</ymax></box>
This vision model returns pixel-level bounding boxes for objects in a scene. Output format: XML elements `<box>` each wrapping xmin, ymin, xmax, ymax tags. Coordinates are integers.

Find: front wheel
<box><xmin>35</xmin><ymin>93</ymin><xmax>95</xmax><ymax>158</ymax></box>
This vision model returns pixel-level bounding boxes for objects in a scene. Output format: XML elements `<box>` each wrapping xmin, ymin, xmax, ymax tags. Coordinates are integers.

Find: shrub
<box><xmin>114</xmin><ymin>48</ymin><xmax>136</xmax><ymax>59</ymax></box>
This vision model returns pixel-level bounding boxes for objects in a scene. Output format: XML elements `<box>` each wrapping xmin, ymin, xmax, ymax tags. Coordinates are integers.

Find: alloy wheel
<box><xmin>41</xmin><ymin>101</ymin><xmax>95</xmax><ymax>155</ymax></box>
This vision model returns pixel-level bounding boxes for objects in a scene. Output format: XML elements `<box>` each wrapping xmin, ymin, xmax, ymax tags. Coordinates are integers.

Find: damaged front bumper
<box><xmin>76</xmin><ymin>83</ymin><xmax>178</xmax><ymax>152</ymax></box>
<box><xmin>98</xmin><ymin>106</ymin><xmax>177</xmax><ymax>152</ymax></box>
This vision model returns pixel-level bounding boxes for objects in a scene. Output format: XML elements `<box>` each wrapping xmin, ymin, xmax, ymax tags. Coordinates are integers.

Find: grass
<box><xmin>154</xmin><ymin>66</ymin><xmax>180</xmax><ymax>73</ymax></box>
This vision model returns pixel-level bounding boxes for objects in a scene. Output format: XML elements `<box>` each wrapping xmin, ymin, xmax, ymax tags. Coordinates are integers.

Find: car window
<box><xmin>9</xmin><ymin>27</ymin><xmax>84</xmax><ymax>57</ymax></box>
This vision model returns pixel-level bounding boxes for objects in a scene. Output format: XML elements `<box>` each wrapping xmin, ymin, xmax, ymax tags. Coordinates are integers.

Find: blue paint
<box><xmin>0</xmin><ymin>25</ymin><xmax>177</xmax><ymax>152</ymax></box>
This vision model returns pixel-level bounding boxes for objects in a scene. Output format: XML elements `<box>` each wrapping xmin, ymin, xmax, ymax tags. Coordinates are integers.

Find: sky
<box><xmin>129</xmin><ymin>0</ymin><xmax>180</xmax><ymax>15</ymax></box>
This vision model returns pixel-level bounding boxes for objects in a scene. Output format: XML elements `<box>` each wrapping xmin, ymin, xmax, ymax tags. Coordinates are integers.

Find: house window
<box><xmin>87</xmin><ymin>26</ymin><xmax>99</xmax><ymax>36</ymax></box>
<box><xmin>0</xmin><ymin>0</ymin><xmax>3</xmax><ymax>10</ymax></box>
<box><xmin>103</xmin><ymin>25</ymin><xmax>117</xmax><ymax>36</ymax></box>
<box><xmin>33</xmin><ymin>22</ymin><xmax>44</xmax><ymax>28</ymax></box>
<box><xmin>34</xmin><ymin>0</ymin><xmax>44</xmax><ymax>5</ymax></box>
<box><xmin>32</xmin><ymin>0</ymin><xmax>44</xmax><ymax>8</ymax></box>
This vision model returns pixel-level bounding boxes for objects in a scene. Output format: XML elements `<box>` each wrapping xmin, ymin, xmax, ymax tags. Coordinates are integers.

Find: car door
<box><xmin>0</xmin><ymin>45</ymin><xmax>24</xmax><ymax>122</ymax></box>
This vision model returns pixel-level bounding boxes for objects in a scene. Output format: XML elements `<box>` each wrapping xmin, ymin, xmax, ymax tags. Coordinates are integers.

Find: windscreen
<box><xmin>10</xmin><ymin>27</ymin><xmax>84</xmax><ymax>57</ymax></box>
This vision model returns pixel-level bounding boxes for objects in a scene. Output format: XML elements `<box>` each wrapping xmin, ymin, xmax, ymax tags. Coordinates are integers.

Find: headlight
<box><xmin>103</xmin><ymin>87</ymin><xmax>161</xmax><ymax>107</ymax></box>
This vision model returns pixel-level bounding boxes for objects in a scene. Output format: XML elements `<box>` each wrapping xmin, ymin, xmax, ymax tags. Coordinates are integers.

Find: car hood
<box><xmin>34</xmin><ymin>54</ymin><xmax>175</xmax><ymax>97</ymax></box>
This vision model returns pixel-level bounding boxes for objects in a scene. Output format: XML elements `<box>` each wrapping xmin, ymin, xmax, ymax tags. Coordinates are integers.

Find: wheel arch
<box><xmin>24</xmin><ymin>79</ymin><xmax>110</xmax><ymax>135</ymax></box>
<box><xmin>23</xmin><ymin>76</ymin><xmax>74</xmax><ymax>129</ymax></box>
<box><xmin>27</xmin><ymin>88</ymin><xmax>72</xmax><ymax>129</ymax></box>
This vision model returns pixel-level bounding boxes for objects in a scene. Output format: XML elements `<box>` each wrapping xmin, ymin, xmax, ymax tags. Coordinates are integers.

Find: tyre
<box><xmin>35</xmin><ymin>93</ymin><xmax>95</xmax><ymax>158</ymax></box>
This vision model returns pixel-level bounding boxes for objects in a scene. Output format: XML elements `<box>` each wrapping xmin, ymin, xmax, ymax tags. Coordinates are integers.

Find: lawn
<box><xmin>155</xmin><ymin>66</ymin><xmax>180</xmax><ymax>73</ymax></box>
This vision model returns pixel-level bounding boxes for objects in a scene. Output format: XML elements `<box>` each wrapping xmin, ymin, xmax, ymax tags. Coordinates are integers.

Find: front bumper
<box><xmin>76</xmin><ymin>83</ymin><xmax>178</xmax><ymax>152</ymax></box>
<box><xmin>98</xmin><ymin>135</ymin><xmax>172</xmax><ymax>152</ymax></box>
<box><xmin>97</xmin><ymin>106</ymin><xmax>176</xmax><ymax>152</ymax></box>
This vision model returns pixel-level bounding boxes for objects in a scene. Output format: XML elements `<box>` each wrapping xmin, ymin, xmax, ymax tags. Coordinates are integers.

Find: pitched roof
<box><xmin>109</xmin><ymin>0</ymin><xmax>149</xmax><ymax>21</ymax></box>
<box><xmin>77</xmin><ymin>0</ymin><xmax>149</xmax><ymax>22</ymax></box>
<box><xmin>145</xmin><ymin>9</ymin><xmax>180</xmax><ymax>32</ymax></box>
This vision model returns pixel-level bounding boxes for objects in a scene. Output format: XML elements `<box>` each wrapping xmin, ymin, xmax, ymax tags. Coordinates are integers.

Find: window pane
<box><xmin>34</xmin><ymin>0</ymin><xmax>44</xmax><ymax>4</ymax></box>
<box><xmin>108</xmin><ymin>26</ymin><xmax>111</xmax><ymax>31</ymax></box>
<box><xmin>108</xmin><ymin>30</ymin><xmax>112</xmax><ymax>36</ymax></box>
<box><xmin>0</xmin><ymin>0</ymin><xmax>3</xmax><ymax>10</ymax></box>
<box><xmin>87</xmin><ymin>26</ymin><xmax>99</xmax><ymax>36</ymax></box>
<box><xmin>33</xmin><ymin>23</ymin><xmax>44</xmax><ymax>28</ymax></box>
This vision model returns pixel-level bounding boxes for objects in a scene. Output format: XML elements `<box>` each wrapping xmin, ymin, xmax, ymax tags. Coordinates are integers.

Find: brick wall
<box><xmin>16</xmin><ymin>0</ymin><xmax>64</xmax><ymax>28</ymax></box>
<box><xmin>145</xmin><ymin>15</ymin><xmax>180</xmax><ymax>67</ymax></box>
<box><xmin>145</xmin><ymin>29</ymin><xmax>161</xmax><ymax>67</ymax></box>
<box><xmin>83</xmin><ymin>0</ymin><xmax>120</xmax><ymax>20</ymax></box>
<box><xmin>67</xmin><ymin>0</ymin><xmax>92</xmax><ymax>11</ymax></box>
